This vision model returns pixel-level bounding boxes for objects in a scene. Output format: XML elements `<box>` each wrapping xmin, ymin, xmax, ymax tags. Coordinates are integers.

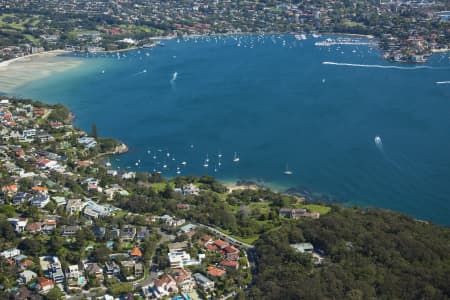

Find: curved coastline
<box><xmin>3</xmin><ymin>33</ymin><xmax>450</xmax><ymax>226</ymax></box>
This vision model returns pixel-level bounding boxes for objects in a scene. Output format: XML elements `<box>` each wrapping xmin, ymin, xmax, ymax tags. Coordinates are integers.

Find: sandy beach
<box><xmin>0</xmin><ymin>50</ymin><xmax>84</xmax><ymax>94</ymax></box>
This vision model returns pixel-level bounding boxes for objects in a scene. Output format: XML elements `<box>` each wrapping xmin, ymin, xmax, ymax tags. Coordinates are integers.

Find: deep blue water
<box><xmin>12</xmin><ymin>35</ymin><xmax>450</xmax><ymax>225</ymax></box>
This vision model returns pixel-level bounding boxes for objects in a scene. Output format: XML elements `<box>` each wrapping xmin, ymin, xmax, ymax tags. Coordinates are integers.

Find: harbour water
<box><xmin>11</xmin><ymin>34</ymin><xmax>450</xmax><ymax>225</ymax></box>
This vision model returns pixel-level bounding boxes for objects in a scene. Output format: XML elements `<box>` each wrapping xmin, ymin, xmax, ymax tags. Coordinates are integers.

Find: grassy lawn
<box><xmin>24</xmin><ymin>34</ymin><xmax>38</xmax><ymax>43</ymax></box>
<box><xmin>0</xmin><ymin>14</ymin><xmax>40</xmax><ymax>31</ymax></box>
<box><xmin>230</xmin><ymin>234</ymin><xmax>260</xmax><ymax>245</ymax></box>
<box><xmin>150</xmin><ymin>182</ymin><xmax>174</xmax><ymax>193</ymax></box>
<box><xmin>119</xmin><ymin>24</ymin><xmax>164</xmax><ymax>35</ymax></box>
<box><xmin>298</xmin><ymin>204</ymin><xmax>331</xmax><ymax>215</ymax></box>
<box><xmin>342</xmin><ymin>20</ymin><xmax>367</xmax><ymax>28</ymax></box>
<box><xmin>113</xmin><ymin>210</ymin><xmax>129</xmax><ymax>220</ymax></box>
<box><xmin>249</xmin><ymin>201</ymin><xmax>271</xmax><ymax>211</ymax></box>
<box><xmin>214</xmin><ymin>226</ymin><xmax>260</xmax><ymax>245</ymax></box>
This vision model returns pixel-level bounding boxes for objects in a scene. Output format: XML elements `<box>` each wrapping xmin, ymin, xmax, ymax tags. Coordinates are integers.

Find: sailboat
<box><xmin>233</xmin><ymin>152</ymin><xmax>240</xmax><ymax>162</ymax></box>
<box><xmin>284</xmin><ymin>164</ymin><xmax>293</xmax><ymax>175</ymax></box>
<box><xmin>203</xmin><ymin>157</ymin><xmax>209</xmax><ymax>168</ymax></box>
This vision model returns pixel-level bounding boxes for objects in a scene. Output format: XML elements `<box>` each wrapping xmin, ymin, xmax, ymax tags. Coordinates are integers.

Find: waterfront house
<box><xmin>279</xmin><ymin>208</ymin><xmax>320</xmax><ymax>219</ymax></box>
<box><xmin>78</xmin><ymin>136</ymin><xmax>97</xmax><ymax>148</ymax></box>
<box><xmin>182</xmin><ymin>183</ymin><xmax>200</xmax><ymax>196</ymax></box>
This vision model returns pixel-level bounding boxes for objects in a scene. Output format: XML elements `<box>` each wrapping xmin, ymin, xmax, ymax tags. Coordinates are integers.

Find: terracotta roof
<box><xmin>154</xmin><ymin>274</ymin><xmax>175</xmax><ymax>287</ymax></box>
<box><xmin>45</xmin><ymin>219</ymin><xmax>57</xmax><ymax>225</ymax></box>
<box><xmin>207</xmin><ymin>266</ymin><xmax>226</xmax><ymax>277</ymax></box>
<box><xmin>214</xmin><ymin>239</ymin><xmax>229</xmax><ymax>249</ymax></box>
<box><xmin>206</xmin><ymin>243</ymin><xmax>218</xmax><ymax>252</ymax></box>
<box><xmin>130</xmin><ymin>247</ymin><xmax>143</xmax><ymax>257</ymax></box>
<box><xmin>76</xmin><ymin>160</ymin><xmax>92</xmax><ymax>167</ymax></box>
<box><xmin>219</xmin><ymin>260</ymin><xmax>239</xmax><ymax>268</ymax></box>
<box><xmin>200</xmin><ymin>235</ymin><xmax>212</xmax><ymax>243</ymax></box>
<box><xmin>2</xmin><ymin>184</ymin><xmax>18</xmax><ymax>193</ymax></box>
<box><xmin>37</xmin><ymin>277</ymin><xmax>54</xmax><ymax>287</ymax></box>
<box><xmin>172</xmin><ymin>268</ymin><xmax>191</xmax><ymax>283</ymax></box>
<box><xmin>26</xmin><ymin>222</ymin><xmax>41</xmax><ymax>232</ymax></box>
<box><xmin>20</xmin><ymin>259</ymin><xmax>33</xmax><ymax>268</ymax></box>
<box><xmin>224</xmin><ymin>245</ymin><xmax>239</xmax><ymax>254</ymax></box>
<box><xmin>32</xmin><ymin>186</ymin><xmax>48</xmax><ymax>193</ymax></box>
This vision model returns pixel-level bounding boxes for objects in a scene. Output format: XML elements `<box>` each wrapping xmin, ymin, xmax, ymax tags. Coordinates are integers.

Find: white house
<box><xmin>8</xmin><ymin>217</ymin><xmax>28</xmax><ymax>232</ymax></box>
<box><xmin>20</xmin><ymin>270</ymin><xmax>37</xmax><ymax>284</ymax></box>
<box><xmin>182</xmin><ymin>183</ymin><xmax>200</xmax><ymax>196</ymax></box>
<box><xmin>1</xmin><ymin>248</ymin><xmax>21</xmax><ymax>259</ymax></box>
<box><xmin>147</xmin><ymin>275</ymin><xmax>178</xmax><ymax>299</ymax></box>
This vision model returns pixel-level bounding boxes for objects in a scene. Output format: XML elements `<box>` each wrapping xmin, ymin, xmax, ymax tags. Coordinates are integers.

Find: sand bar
<box><xmin>0</xmin><ymin>50</ymin><xmax>84</xmax><ymax>94</ymax></box>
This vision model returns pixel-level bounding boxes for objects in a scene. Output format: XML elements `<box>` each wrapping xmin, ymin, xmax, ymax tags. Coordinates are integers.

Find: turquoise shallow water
<box><xmin>12</xmin><ymin>35</ymin><xmax>450</xmax><ymax>225</ymax></box>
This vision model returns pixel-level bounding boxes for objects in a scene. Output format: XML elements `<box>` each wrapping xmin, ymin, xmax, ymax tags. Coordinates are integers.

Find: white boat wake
<box><xmin>436</xmin><ymin>81</ymin><xmax>450</xmax><ymax>84</ymax></box>
<box><xmin>322</xmin><ymin>61</ymin><xmax>437</xmax><ymax>70</ymax></box>
<box><xmin>170</xmin><ymin>72</ymin><xmax>178</xmax><ymax>83</ymax></box>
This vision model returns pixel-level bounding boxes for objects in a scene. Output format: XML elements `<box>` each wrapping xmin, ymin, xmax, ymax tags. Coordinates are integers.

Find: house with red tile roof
<box><xmin>130</xmin><ymin>247</ymin><xmax>143</xmax><ymax>258</ymax></box>
<box><xmin>205</xmin><ymin>243</ymin><xmax>219</xmax><ymax>252</ymax></box>
<box><xmin>219</xmin><ymin>260</ymin><xmax>239</xmax><ymax>270</ymax></box>
<box><xmin>36</xmin><ymin>277</ymin><xmax>54</xmax><ymax>293</ymax></box>
<box><xmin>223</xmin><ymin>245</ymin><xmax>240</xmax><ymax>260</ymax></box>
<box><xmin>20</xmin><ymin>259</ymin><xmax>34</xmax><ymax>270</ymax></box>
<box><xmin>25</xmin><ymin>222</ymin><xmax>42</xmax><ymax>234</ymax></box>
<box><xmin>2</xmin><ymin>184</ymin><xmax>18</xmax><ymax>194</ymax></box>
<box><xmin>148</xmin><ymin>274</ymin><xmax>179</xmax><ymax>299</ymax></box>
<box><xmin>172</xmin><ymin>268</ymin><xmax>195</xmax><ymax>292</ymax></box>
<box><xmin>207</xmin><ymin>266</ymin><xmax>226</xmax><ymax>278</ymax></box>
<box><xmin>32</xmin><ymin>186</ymin><xmax>48</xmax><ymax>194</ymax></box>
<box><xmin>214</xmin><ymin>239</ymin><xmax>229</xmax><ymax>250</ymax></box>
